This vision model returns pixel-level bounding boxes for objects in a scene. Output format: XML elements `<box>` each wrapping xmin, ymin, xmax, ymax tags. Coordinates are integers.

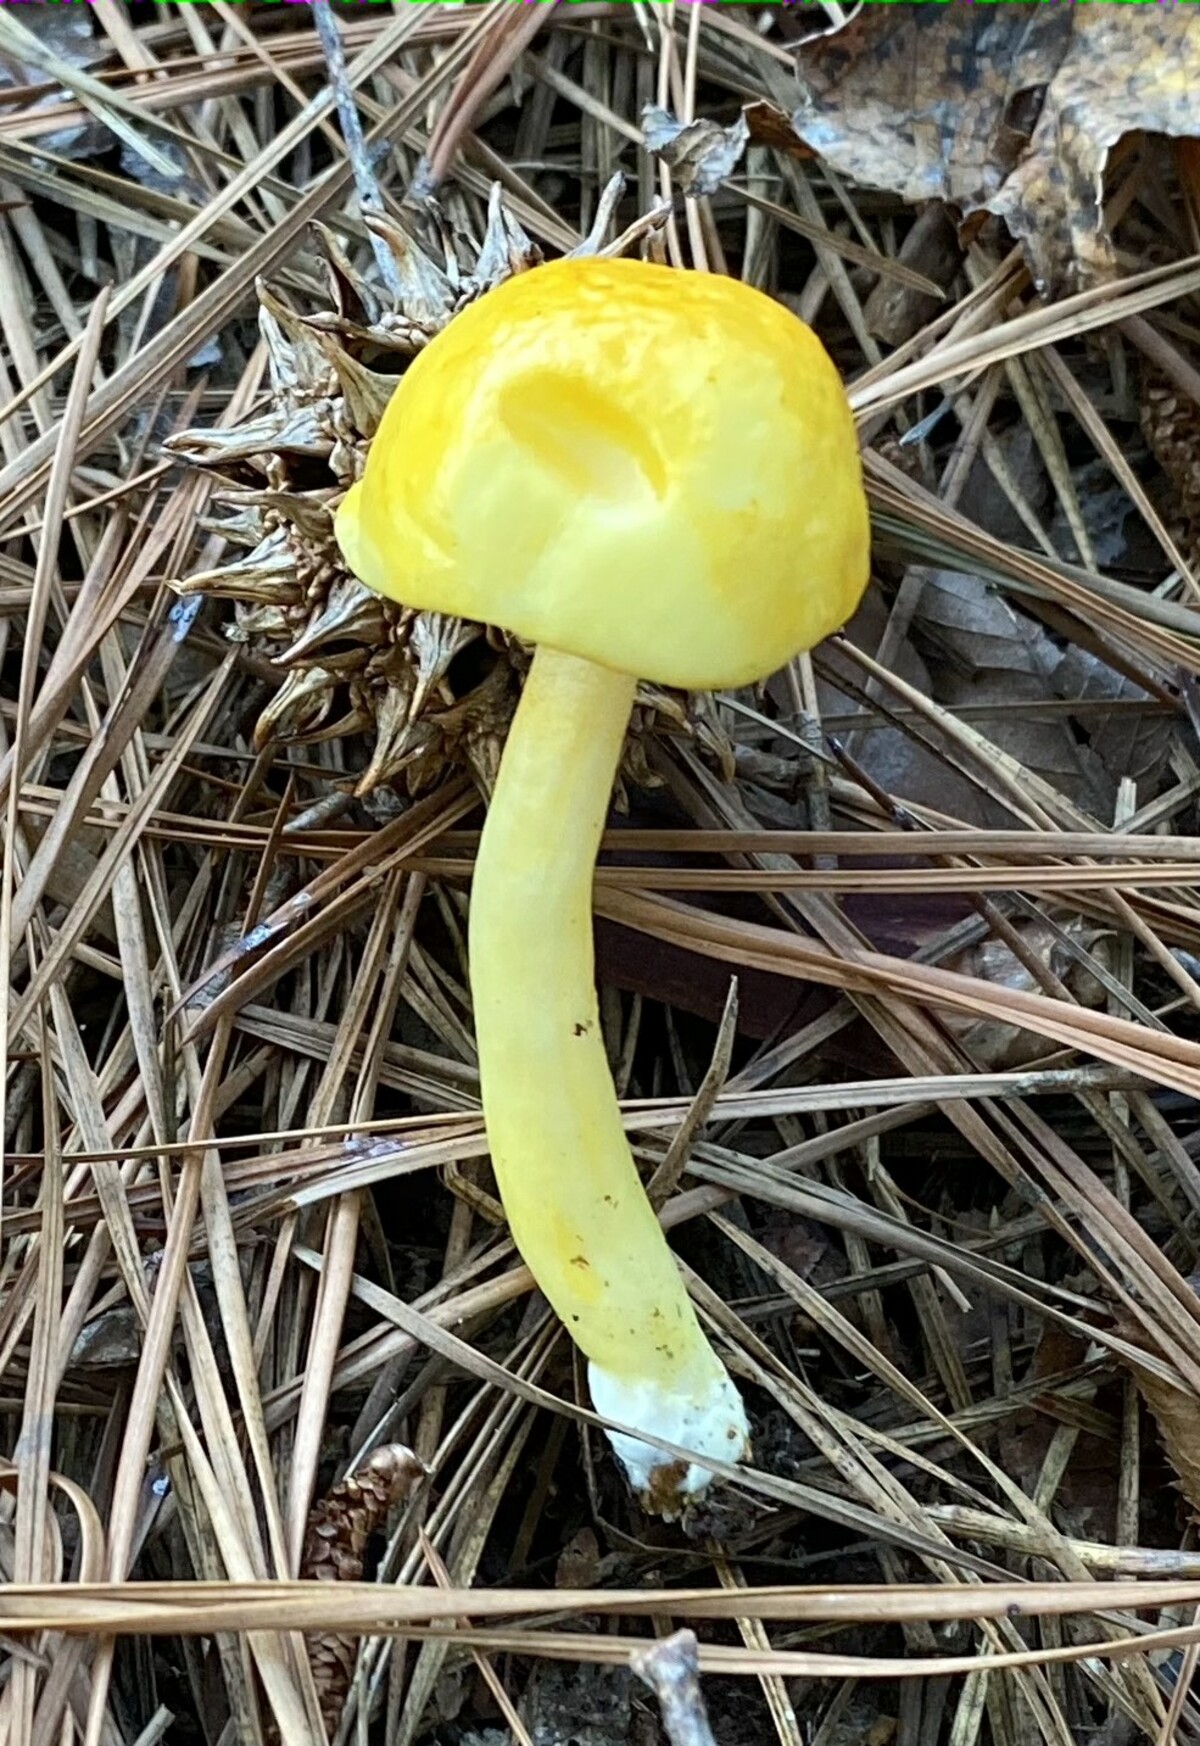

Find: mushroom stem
<box><xmin>469</xmin><ymin>644</ymin><xmax>748</xmax><ymax>1510</ymax></box>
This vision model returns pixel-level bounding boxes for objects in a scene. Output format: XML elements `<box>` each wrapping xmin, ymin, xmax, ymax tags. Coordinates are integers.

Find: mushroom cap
<box><xmin>336</xmin><ymin>257</ymin><xmax>869</xmax><ymax>691</ymax></box>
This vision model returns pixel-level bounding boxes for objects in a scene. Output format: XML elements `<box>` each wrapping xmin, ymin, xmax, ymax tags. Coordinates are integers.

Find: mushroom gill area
<box><xmin>167</xmin><ymin>185</ymin><xmax>734</xmax><ymax>805</ymax></box>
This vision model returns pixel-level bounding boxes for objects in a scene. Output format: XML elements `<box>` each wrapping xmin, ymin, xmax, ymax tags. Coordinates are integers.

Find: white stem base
<box><xmin>588</xmin><ymin>1360</ymin><xmax>750</xmax><ymax>1519</ymax></box>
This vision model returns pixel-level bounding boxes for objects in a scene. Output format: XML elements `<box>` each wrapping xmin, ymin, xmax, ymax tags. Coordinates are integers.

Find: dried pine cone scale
<box><xmin>168</xmin><ymin>179</ymin><xmax>732</xmax><ymax>800</ymax></box>
<box><xmin>275</xmin><ymin>575</ymin><xmax>388</xmax><ymax>668</ymax></box>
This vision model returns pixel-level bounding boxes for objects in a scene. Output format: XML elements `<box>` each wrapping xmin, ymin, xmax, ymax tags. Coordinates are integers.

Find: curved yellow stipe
<box><xmin>469</xmin><ymin>646</ymin><xmax>748</xmax><ymax>1505</ymax></box>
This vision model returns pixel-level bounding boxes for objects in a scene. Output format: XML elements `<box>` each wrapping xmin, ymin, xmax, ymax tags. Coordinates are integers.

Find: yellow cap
<box><xmin>336</xmin><ymin>257</ymin><xmax>869</xmax><ymax>691</ymax></box>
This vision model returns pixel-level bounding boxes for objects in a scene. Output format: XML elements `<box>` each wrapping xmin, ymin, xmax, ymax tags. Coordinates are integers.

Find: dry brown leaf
<box><xmin>817</xmin><ymin>588</ymin><xmax>993</xmax><ymax>825</ymax></box>
<box><xmin>908</xmin><ymin>567</ymin><xmax>1164</xmax><ymax>818</ymax></box>
<box><xmin>742</xmin><ymin>99</ymin><xmax>816</xmax><ymax>162</ymax></box>
<box><xmin>1053</xmin><ymin>642</ymin><xmax>1173</xmax><ymax>805</ymax></box>
<box><xmin>940</xmin><ymin>919</ymin><xmax>1106</xmax><ymax>1071</ymax></box>
<box><xmin>642</xmin><ymin>105</ymin><xmax>750</xmax><ymax>198</ymax></box>
<box><xmin>791</xmin><ymin>3</ymin><xmax>1200</xmax><ymax>290</ymax></box>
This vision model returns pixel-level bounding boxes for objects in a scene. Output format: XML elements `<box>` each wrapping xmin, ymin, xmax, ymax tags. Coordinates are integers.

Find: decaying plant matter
<box><xmin>16</xmin><ymin>5</ymin><xmax>1200</xmax><ymax>1743</ymax></box>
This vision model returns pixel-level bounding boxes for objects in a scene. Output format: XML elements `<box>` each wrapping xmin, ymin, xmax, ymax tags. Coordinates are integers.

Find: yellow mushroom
<box><xmin>335</xmin><ymin>256</ymin><xmax>870</xmax><ymax>1515</ymax></box>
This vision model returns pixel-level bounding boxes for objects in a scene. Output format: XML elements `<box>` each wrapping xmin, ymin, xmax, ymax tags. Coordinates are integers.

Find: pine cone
<box><xmin>1141</xmin><ymin>367</ymin><xmax>1200</xmax><ymax>568</ymax></box>
<box><xmin>302</xmin><ymin>1443</ymin><xmax>427</xmax><ymax>1735</ymax></box>
<box><xmin>1114</xmin><ymin>1279</ymin><xmax>1200</xmax><ymax>1522</ymax></box>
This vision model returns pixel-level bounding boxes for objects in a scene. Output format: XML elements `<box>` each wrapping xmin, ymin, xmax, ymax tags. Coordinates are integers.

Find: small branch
<box><xmin>647</xmin><ymin>979</ymin><xmax>738</xmax><ymax>1209</ymax></box>
<box><xmin>630</xmin><ymin>1630</ymin><xmax>718</xmax><ymax>1746</ymax></box>
<box><xmin>310</xmin><ymin>0</ymin><xmax>403</xmax><ymax>301</ymax></box>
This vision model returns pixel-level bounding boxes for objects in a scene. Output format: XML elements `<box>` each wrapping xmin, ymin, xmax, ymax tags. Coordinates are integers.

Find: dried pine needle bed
<box><xmin>6</xmin><ymin>5</ymin><xmax>1200</xmax><ymax>1745</ymax></box>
